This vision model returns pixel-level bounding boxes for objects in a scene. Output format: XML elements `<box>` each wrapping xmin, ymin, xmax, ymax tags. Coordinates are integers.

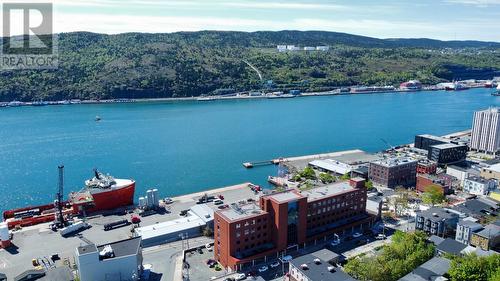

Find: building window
<box><xmin>236</xmin><ymin>224</ymin><xmax>241</xmax><ymax>229</ymax></box>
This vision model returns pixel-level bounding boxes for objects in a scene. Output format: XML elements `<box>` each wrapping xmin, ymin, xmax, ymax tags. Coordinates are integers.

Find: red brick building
<box><xmin>416</xmin><ymin>173</ymin><xmax>452</xmax><ymax>194</ymax></box>
<box><xmin>416</xmin><ymin>160</ymin><xmax>437</xmax><ymax>175</ymax></box>
<box><xmin>214</xmin><ymin>178</ymin><xmax>373</xmax><ymax>270</ymax></box>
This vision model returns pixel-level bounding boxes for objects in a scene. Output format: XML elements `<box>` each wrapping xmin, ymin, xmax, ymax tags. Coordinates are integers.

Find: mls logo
<box><xmin>1</xmin><ymin>2</ymin><xmax>57</xmax><ymax>70</ymax></box>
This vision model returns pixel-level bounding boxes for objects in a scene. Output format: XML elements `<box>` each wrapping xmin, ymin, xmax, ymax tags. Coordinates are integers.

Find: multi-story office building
<box><xmin>446</xmin><ymin>165</ymin><xmax>469</xmax><ymax>187</ymax></box>
<box><xmin>368</xmin><ymin>157</ymin><xmax>417</xmax><ymax>188</ymax></box>
<box><xmin>455</xmin><ymin>219</ymin><xmax>483</xmax><ymax>245</ymax></box>
<box><xmin>414</xmin><ymin>134</ymin><xmax>450</xmax><ymax>151</ymax></box>
<box><xmin>415</xmin><ymin>207</ymin><xmax>459</xmax><ymax>237</ymax></box>
<box><xmin>470</xmin><ymin>107</ymin><xmax>500</xmax><ymax>154</ymax></box>
<box><xmin>214</xmin><ymin>178</ymin><xmax>372</xmax><ymax>270</ymax></box>
<box><xmin>428</xmin><ymin>143</ymin><xmax>467</xmax><ymax>165</ymax></box>
<box><xmin>463</xmin><ymin>176</ymin><xmax>497</xmax><ymax>196</ymax></box>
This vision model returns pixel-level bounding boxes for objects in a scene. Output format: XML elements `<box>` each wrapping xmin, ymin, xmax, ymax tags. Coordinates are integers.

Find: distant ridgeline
<box><xmin>1</xmin><ymin>30</ymin><xmax>500</xmax><ymax>101</ymax></box>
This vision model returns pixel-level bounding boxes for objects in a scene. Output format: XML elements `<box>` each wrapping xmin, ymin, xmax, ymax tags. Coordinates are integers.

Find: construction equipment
<box><xmin>54</xmin><ymin>165</ymin><xmax>67</xmax><ymax>229</ymax></box>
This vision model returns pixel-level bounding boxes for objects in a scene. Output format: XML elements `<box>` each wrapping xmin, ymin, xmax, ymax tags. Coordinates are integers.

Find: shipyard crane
<box><xmin>380</xmin><ymin>138</ymin><xmax>395</xmax><ymax>151</ymax></box>
<box><xmin>54</xmin><ymin>165</ymin><xmax>67</xmax><ymax>229</ymax></box>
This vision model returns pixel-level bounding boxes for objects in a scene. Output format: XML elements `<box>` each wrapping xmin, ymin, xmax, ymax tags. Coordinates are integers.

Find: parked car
<box><xmin>218</xmin><ymin>194</ymin><xmax>225</xmax><ymax>200</ymax></box>
<box><xmin>258</xmin><ymin>265</ymin><xmax>268</xmax><ymax>272</ymax></box>
<box><xmin>376</xmin><ymin>234</ymin><xmax>387</xmax><ymax>240</ymax></box>
<box><xmin>206</xmin><ymin>243</ymin><xmax>213</xmax><ymax>251</ymax></box>
<box><xmin>218</xmin><ymin>204</ymin><xmax>229</xmax><ymax>209</ymax></box>
<box><xmin>224</xmin><ymin>278</ymin><xmax>235</xmax><ymax>281</ymax></box>
<box><xmin>235</xmin><ymin>273</ymin><xmax>246</xmax><ymax>281</ymax></box>
<box><xmin>164</xmin><ymin>197</ymin><xmax>173</xmax><ymax>204</ymax></box>
<box><xmin>330</xmin><ymin>239</ymin><xmax>340</xmax><ymax>246</ymax></box>
<box><xmin>214</xmin><ymin>199</ymin><xmax>224</xmax><ymax>205</ymax></box>
<box><xmin>281</xmin><ymin>255</ymin><xmax>293</xmax><ymax>262</ymax></box>
<box><xmin>352</xmin><ymin>232</ymin><xmax>362</xmax><ymax>238</ymax></box>
<box><xmin>197</xmin><ymin>248</ymin><xmax>203</xmax><ymax>254</ymax></box>
<box><xmin>270</xmin><ymin>261</ymin><xmax>280</xmax><ymax>268</ymax></box>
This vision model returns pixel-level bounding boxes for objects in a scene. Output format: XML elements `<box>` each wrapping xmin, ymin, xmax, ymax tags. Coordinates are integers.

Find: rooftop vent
<box><xmin>327</xmin><ymin>266</ymin><xmax>336</xmax><ymax>273</ymax></box>
<box><xmin>432</xmin><ymin>213</ymin><xmax>438</xmax><ymax>217</ymax></box>
<box><xmin>314</xmin><ymin>258</ymin><xmax>321</xmax><ymax>265</ymax></box>
<box><xmin>99</xmin><ymin>245</ymin><xmax>114</xmax><ymax>259</ymax></box>
<box><xmin>301</xmin><ymin>264</ymin><xmax>309</xmax><ymax>270</ymax></box>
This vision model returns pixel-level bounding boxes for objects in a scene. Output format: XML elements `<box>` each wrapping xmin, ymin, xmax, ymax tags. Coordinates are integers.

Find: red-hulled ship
<box><xmin>3</xmin><ymin>170</ymin><xmax>135</xmax><ymax>229</ymax></box>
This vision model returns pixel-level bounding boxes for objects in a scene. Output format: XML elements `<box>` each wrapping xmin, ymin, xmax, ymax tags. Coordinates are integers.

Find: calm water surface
<box><xmin>1</xmin><ymin>88</ymin><xmax>499</xmax><ymax>212</ymax></box>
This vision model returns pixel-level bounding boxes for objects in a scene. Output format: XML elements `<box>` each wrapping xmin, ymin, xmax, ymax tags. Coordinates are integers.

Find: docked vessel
<box><xmin>399</xmin><ymin>80</ymin><xmax>422</xmax><ymax>91</ymax></box>
<box><xmin>493</xmin><ymin>85</ymin><xmax>500</xmax><ymax>96</ymax></box>
<box><xmin>197</xmin><ymin>96</ymin><xmax>218</xmax><ymax>101</ymax></box>
<box><xmin>3</xmin><ymin>170</ymin><xmax>135</xmax><ymax>229</ymax></box>
<box><xmin>444</xmin><ymin>82</ymin><xmax>469</xmax><ymax>91</ymax></box>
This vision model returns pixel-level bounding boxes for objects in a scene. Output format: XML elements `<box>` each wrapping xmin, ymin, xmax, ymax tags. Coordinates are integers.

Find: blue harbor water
<box><xmin>1</xmin><ymin>88</ymin><xmax>499</xmax><ymax>212</ymax></box>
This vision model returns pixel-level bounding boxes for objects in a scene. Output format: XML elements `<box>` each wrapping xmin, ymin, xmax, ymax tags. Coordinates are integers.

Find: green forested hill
<box><xmin>1</xmin><ymin>30</ymin><xmax>500</xmax><ymax>101</ymax></box>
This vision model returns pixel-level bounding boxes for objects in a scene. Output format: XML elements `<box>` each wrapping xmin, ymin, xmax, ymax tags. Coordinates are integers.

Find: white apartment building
<box><xmin>470</xmin><ymin>107</ymin><xmax>500</xmax><ymax>154</ymax></box>
<box><xmin>463</xmin><ymin>176</ymin><xmax>497</xmax><ymax>196</ymax></box>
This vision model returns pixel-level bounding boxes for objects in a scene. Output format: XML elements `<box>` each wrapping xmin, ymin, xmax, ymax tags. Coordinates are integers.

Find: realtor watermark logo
<box><xmin>1</xmin><ymin>2</ymin><xmax>58</xmax><ymax>70</ymax></box>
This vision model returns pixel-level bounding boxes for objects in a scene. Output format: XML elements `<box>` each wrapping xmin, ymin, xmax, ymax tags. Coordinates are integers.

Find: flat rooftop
<box><xmin>96</xmin><ymin>236</ymin><xmax>141</xmax><ymax>258</ymax></box>
<box><xmin>371</xmin><ymin>157</ymin><xmax>417</xmax><ymax>168</ymax></box>
<box><xmin>299</xmin><ymin>181</ymin><xmax>354</xmax><ymax>201</ymax></box>
<box><xmin>431</xmin><ymin>143</ymin><xmax>466</xmax><ymax>149</ymax></box>
<box><xmin>218</xmin><ymin>203</ymin><xmax>266</xmax><ymax>221</ymax></box>
<box><xmin>417</xmin><ymin>134</ymin><xmax>450</xmax><ymax>143</ymax></box>
<box><xmin>266</xmin><ymin>191</ymin><xmax>304</xmax><ymax>203</ymax></box>
<box><xmin>329</xmin><ymin>151</ymin><xmax>381</xmax><ymax>165</ymax></box>
<box><xmin>418</xmin><ymin>207</ymin><xmax>458</xmax><ymax>222</ymax></box>
<box><xmin>484</xmin><ymin>163</ymin><xmax>500</xmax><ymax>173</ymax></box>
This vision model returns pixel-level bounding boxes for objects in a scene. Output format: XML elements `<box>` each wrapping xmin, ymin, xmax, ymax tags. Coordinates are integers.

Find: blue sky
<box><xmin>9</xmin><ymin>0</ymin><xmax>500</xmax><ymax>41</ymax></box>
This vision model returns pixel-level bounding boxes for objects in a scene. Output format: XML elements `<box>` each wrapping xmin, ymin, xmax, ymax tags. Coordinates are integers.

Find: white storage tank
<box><xmin>138</xmin><ymin>197</ymin><xmax>147</xmax><ymax>208</ymax></box>
<box><xmin>0</xmin><ymin>222</ymin><xmax>11</xmax><ymax>248</ymax></box>
<box><xmin>152</xmin><ymin>189</ymin><xmax>159</xmax><ymax>207</ymax></box>
<box><xmin>146</xmin><ymin>189</ymin><xmax>153</xmax><ymax>208</ymax></box>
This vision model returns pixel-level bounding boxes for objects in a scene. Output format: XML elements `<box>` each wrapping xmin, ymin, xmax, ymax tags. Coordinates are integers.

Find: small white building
<box><xmin>463</xmin><ymin>176</ymin><xmax>497</xmax><ymax>196</ymax></box>
<box><xmin>75</xmin><ymin>237</ymin><xmax>143</xmax><ymax>281</ymax></box>
<box><xmin>455</xmin><ymin>218</ymin><xmax>483</xmax><ymax>245</ymax></box>
<box><xmin>135</xmin><ymin>204</ymin><xmax>214</xmax><ymax>247</ymax></box>
<box><xmin>303</xmin><ymin>46</ymin><xmax>316</xmax><ymax>51</ymax></box>
<box><xmin>446</xmin><ymin>165</ymin><xmax>469</xmax><ymax>186</ymax></box>
<box><xmin>316</xmin><ymin>46</ymin><xmax>330</xmax><ymax>51</ymax></box>
<box><xmin>309</xmin><ymin>159</ymin><xmax>353</xmax><ymax>175</ymax></box>
<box><xmin>277</xmin><ymin>45</ymin><xmax>287</xmax><ymax>52</ymax></box>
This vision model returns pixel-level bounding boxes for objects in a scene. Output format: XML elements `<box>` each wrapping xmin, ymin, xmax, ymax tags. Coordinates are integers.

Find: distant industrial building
<box><xmin>428</xmin><ymin>143</ymin><xmax>467</xmax><ymax>165</ymax></box>
<box><xmin>470</xmin><ymin>107</ymin><xmax>500</xmax><ymax>154</ymax></box>
<box><xmin>309</xmin><ymin>151</ymin><xmax>380</xmax><ymax>176</ymax></box>
<box><xmin>75</xmin><ymin>237</ymin><xmax>142</xmax><ymax>281</ymax></box>
<box><xmin>214</xmin><ymin>179</ymin><xmax>373</xmax><ymax>270</ymax></box>
<box><xmin>368</xmin><ymin>157</ymin><xmax>417</xmax><ymax>188</ymax></box>
<box><xmin>415</xmin><ymin>207</ymin><xmax>459</xmax><ymax>237</ymax></box>
<box><xmin>135</xmin><ymin>204</ymin><xmax>214</xmax><ymax>247</ymax></box>
<box><xmin>463</xmin><ymin>176</ymin><xmax>497</xmax><ymax>196</ymax></box>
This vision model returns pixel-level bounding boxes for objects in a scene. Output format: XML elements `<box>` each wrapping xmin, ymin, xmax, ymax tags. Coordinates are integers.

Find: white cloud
<box><xmin>444</xmin><ymin>0</ymin><xmax>500</xmax><ymax>7</ymax></box>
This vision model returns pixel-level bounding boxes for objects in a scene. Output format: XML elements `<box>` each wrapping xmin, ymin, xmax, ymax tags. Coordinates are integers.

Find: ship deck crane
<box><xmin>54</xmin><ymin>165</ymin><xmax>67</xmax><ymax>229</ymax></box>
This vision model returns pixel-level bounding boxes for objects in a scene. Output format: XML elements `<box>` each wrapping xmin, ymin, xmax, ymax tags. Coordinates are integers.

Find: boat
<box><xmin>95</xmin><ymin>116</ymin><xmax>102</xmax><ymax>122</ymax></box>
<box><xmin>197</xmin><ymin>96</ymin><xmax>218</xmax><ymax>101</ymax></box>
<box><xmin>399</xmin><ymin>80</ymin><xmax>423</xmax><ymax>91</ymax></box>
<box><xmin>3</xmin><ymin>170</ymin><xmax>135</xmax><ymax>229</ymax></box>
<box><xmin>444</xmin><ymin>82</ymin><xmax>469</xmax><ymax>91</ymax></box>
<box><xmin>7</xmin><ymin>101</ymin><xmax>24</xmax><ymax>107</ymax></box>
<box><xmin>494</xmin><ymin>85</ymin><xmax>500</xmax><ymax>96</ymax></box>
<box><xmin>485</xmin><ymin>81</ymin><xmax>494</xmax><ymax>88</ymax></box>
<box><xmin>32</xmin><ymin>101</ymin><xmax>48</xmax><ymax>106</ymax></box>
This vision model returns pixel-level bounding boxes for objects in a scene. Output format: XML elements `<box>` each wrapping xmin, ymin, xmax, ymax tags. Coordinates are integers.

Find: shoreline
<box><xmin>1</xmin><ymin>85</ymin><xmax>495</xmax><ymax>109</ymax></box>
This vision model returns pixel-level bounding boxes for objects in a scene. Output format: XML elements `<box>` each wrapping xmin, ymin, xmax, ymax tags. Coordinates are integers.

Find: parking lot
<box><xmin>184</xmin><ymin>244</ymin><xmax>228</xmax><ymax>281</ymax></box>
